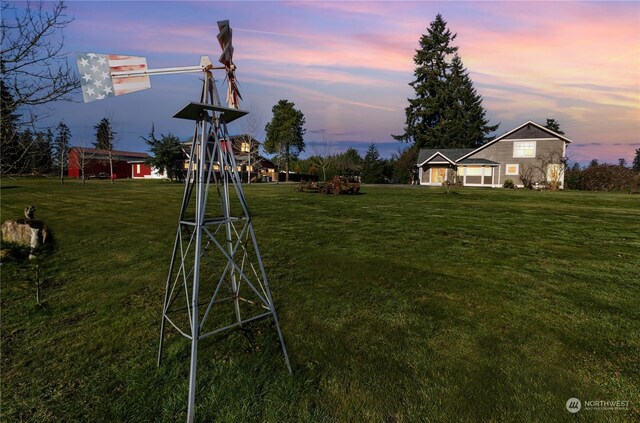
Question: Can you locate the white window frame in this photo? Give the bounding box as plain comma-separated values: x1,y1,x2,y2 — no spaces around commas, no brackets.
505,164,519,175
513,141,536,158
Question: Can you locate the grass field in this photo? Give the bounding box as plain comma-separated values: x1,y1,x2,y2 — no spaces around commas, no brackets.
1,178,639,422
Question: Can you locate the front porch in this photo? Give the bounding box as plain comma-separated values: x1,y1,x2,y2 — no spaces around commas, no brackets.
419,163,501,187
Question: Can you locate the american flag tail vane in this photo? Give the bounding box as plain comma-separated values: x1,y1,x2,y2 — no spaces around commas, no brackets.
76,21,241,109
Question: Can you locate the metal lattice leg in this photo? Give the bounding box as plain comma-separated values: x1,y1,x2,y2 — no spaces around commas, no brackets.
158,72,292,423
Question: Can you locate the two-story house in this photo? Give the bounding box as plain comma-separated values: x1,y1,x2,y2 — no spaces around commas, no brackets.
417,121,571,188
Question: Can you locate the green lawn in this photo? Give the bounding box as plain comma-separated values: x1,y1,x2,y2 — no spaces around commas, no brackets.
1,178,639,422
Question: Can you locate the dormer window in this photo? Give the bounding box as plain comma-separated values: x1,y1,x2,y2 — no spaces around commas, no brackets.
513,141,536,158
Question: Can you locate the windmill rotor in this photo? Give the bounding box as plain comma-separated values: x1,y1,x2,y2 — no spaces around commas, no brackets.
217,20,242,109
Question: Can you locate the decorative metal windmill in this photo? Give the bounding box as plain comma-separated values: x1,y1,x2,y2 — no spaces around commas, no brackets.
77,20,291,423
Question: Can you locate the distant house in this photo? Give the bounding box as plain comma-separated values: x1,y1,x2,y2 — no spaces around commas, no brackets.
183,134,277,182
417,121,571,188
68,147,150,179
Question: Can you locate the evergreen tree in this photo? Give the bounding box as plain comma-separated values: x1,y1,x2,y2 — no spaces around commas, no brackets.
631,149,640,172
394,14,497,149
1,75,23,174
544,118,565,135
31,130,53,174
444,55,498,148
15,129,33,174
264,100,306,182
361,143,385,184
54,122,71,183
143,126,186,181
94,118,115,150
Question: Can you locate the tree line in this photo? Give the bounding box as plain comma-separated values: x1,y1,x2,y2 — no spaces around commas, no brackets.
564,156,640,192
3,2,637,192
285,144,417,184
1,105,121,183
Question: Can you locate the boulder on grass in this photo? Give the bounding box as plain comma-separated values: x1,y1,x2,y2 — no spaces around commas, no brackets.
1,206,49,259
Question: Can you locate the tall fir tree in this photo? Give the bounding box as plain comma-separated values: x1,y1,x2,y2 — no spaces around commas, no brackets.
361,143,385,184
445,55,499,147
393,14,498,149
94,118,115,150
54,122,71,183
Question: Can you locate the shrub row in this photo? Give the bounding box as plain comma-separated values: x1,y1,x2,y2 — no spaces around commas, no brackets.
565,164,640,192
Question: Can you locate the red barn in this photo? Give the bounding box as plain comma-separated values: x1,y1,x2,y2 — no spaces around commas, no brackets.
68,147,150,179
130,160,167,179
130,161,152,178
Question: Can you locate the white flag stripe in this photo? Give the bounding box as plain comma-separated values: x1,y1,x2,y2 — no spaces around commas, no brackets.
115,85,152,96
113,75,150,85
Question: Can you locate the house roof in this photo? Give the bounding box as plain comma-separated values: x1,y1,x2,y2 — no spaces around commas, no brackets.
457,158,500,165
418,121,573,166
417,148,474,165
256,156,275,169
69,147,150,160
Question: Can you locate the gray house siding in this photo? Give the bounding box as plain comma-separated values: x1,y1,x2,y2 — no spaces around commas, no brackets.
504,124,552,140
421,165,429,183
471,138,565,185
417,121,570,188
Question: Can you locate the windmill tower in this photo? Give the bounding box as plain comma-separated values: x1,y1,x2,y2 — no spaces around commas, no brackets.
77,20,291,423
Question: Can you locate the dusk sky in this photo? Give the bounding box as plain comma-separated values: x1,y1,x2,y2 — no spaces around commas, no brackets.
19,1,640,163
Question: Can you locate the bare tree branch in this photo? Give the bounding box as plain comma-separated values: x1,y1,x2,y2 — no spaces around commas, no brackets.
1,1,79,175
1,1,79,108
234,104,263,183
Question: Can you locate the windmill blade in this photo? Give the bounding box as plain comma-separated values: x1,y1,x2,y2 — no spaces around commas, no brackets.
217,20,242,108
225,69,242,109
76,53,150,103
216,20,233,67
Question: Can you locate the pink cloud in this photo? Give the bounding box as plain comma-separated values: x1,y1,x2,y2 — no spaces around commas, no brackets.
63,1,639,158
